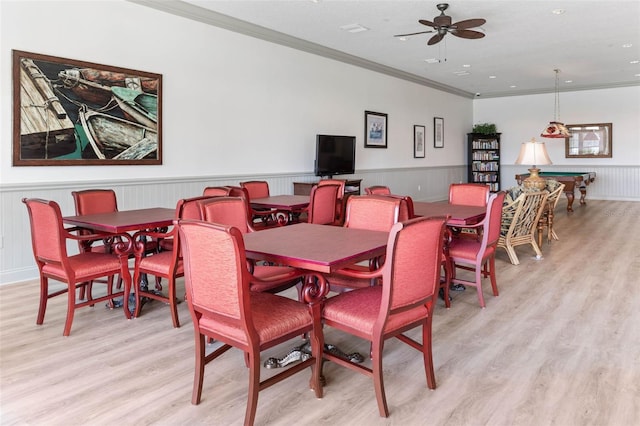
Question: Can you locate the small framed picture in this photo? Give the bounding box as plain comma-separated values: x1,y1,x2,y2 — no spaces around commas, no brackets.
434,117,444,148
364,111,388,148
413,125,425,158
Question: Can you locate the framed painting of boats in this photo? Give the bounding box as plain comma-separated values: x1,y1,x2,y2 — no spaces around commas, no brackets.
12,50,162,166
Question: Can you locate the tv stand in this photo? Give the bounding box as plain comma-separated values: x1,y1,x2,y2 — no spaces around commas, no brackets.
293,179,362,196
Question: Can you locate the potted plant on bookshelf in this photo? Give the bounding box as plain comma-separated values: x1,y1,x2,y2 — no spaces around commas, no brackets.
472,123,498,135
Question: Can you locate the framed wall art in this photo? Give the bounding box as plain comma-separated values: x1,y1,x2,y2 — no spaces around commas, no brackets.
12,50,162,166
364,110,388,148
434,117,444,148
565,123,612,158
414,125,425,158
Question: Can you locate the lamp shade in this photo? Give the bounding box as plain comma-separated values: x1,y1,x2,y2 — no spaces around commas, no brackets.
515,138,552,167
541,121,571,138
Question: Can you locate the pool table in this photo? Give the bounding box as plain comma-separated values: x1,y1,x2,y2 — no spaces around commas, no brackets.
515,171,596,212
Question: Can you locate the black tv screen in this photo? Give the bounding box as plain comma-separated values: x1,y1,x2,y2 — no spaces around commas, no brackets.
314,135,356,177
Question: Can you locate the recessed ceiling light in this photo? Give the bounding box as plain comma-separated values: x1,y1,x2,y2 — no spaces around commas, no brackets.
635,73,640,77
424,58,440,64
453,71,470,76
462,64,471,68
489,75,497,79
630,60,640,64
622,43,633,48
510,85,517,88
552,9,565,15
339,23,369,33
397,37,408,41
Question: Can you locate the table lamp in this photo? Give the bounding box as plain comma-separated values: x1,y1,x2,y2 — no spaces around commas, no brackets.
515,138,552,191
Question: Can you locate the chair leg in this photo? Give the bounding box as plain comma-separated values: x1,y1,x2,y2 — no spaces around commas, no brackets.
531,240,543,259
422,316,436,390
245,349,261,426
488,256,499,296
37,276,48,325
504,244,520,265
371,338,389,417
191,332,206,405
63,283,76,336
475,267,486,308
169,278,180,328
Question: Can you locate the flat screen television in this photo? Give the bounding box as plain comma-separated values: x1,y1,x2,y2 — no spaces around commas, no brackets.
314,134,356,177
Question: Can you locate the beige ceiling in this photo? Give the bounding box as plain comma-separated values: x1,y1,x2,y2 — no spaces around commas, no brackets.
136,0,640,98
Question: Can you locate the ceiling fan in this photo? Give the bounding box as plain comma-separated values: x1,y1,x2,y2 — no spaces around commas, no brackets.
394,3,486,46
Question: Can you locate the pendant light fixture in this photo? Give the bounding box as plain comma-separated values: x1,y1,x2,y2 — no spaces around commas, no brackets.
541,69,570,138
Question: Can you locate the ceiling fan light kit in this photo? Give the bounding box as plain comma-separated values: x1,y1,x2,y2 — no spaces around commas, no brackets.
394,3,486,46
541,69,571,138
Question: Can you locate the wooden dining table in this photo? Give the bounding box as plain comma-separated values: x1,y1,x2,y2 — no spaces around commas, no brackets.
413,201,486,226
243,222,388,368
250,195,310,225
63,207,175,318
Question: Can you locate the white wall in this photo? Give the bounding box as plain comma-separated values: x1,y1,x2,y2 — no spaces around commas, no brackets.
473,87,640,167
1,0,471,186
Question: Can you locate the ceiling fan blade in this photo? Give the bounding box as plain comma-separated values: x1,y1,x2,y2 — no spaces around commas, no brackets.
418,19,436,28
394,30,435,37
427,33,445,46
451,29,485,39
452,18,486,30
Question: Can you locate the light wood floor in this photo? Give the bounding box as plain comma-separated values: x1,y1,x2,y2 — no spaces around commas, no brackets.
1,199,639,425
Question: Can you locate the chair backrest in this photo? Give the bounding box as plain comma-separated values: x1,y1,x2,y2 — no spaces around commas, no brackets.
378,217,446,323
318,179,346,199
23,198,68,266
179,220,250,324
343,195,401,232
240,181,270,199
177,195,210,221
449,183,490,207
385,194,415,221
546,182,566,211
502,191,548,239
202,186,232,197
72,189,118,215
198,196,253,234
365,185,391,195
307,184,340,225
481,191,507,249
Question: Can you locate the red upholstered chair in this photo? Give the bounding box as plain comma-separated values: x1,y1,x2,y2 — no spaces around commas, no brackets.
240,180,270,199
305,183,340,225
448,183,490,207
202,186,232,197
177,220,323,425
365,185,391,195
448,191,506,308
318,179,347,224
231,185,276,228
23,198,127,336
198,196,304,295
130,196,209,327
325,195,401,292
322,216,446,417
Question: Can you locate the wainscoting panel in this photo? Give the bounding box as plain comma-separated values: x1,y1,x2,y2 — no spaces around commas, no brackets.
1,166,466,285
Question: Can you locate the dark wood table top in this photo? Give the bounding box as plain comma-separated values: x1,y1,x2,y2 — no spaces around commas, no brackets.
250,195,310,210
63,207,175,233
413,202,486,226
243,222,388,274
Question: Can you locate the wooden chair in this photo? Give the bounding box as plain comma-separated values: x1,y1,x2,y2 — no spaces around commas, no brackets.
130,196,209,327
177,220,323,425
23,198,127,336
448,192,506,308
322,216,446,417
324,195,401,292
202,186,231,197
537,181,566,246
498,190,549,265
240,180,270,199
318,179,347,225
198,196,304,295
305,183,340,225
365,185,391,195
230,185,276,228
448,183,490,207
